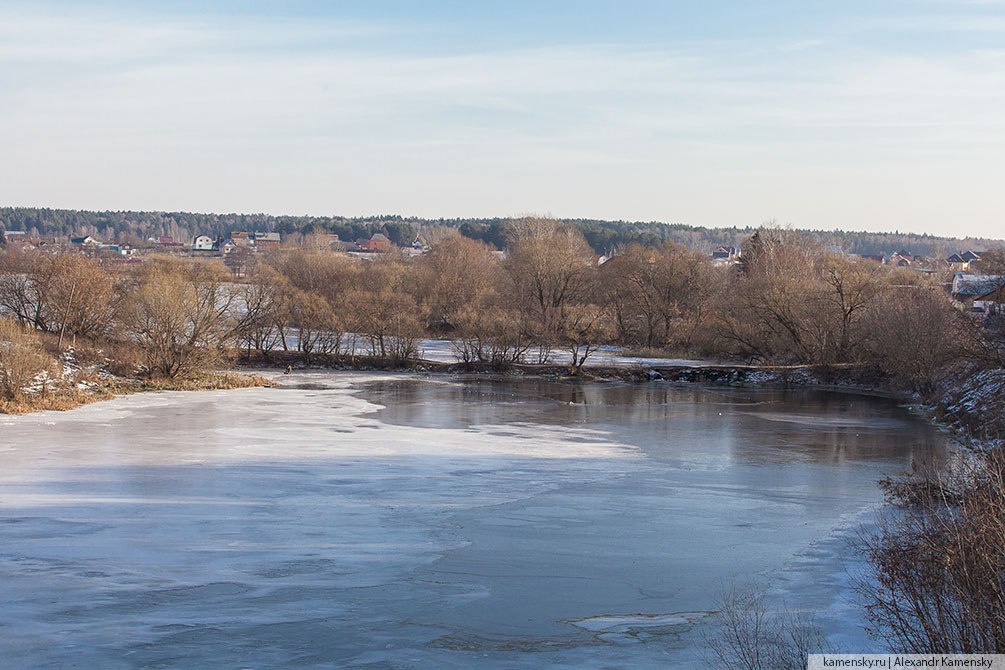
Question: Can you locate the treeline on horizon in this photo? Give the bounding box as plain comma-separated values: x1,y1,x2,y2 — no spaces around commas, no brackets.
2,206,1001,257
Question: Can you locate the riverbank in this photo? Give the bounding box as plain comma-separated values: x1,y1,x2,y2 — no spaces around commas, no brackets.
0,366,274,415
7,343,1002,454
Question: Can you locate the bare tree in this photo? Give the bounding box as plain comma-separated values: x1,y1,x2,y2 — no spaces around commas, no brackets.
451,303,529,368
717,229,843,363
346,258,425,362
601,243,719,350
223,246,257,278
0,248,59,330
858,286,965,391
419,234,502,332
282,287,346,363
817,254,883,361
234,265,286,358
119,258,236,379
0,250,115,339
559,302,612,371
504,217,595,345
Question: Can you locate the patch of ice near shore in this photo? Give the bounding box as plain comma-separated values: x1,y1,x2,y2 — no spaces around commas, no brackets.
0,372,639,472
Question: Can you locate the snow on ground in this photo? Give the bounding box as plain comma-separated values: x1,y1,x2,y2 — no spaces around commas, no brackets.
416,338,710,367
274,332,711,367
939,366,1005,449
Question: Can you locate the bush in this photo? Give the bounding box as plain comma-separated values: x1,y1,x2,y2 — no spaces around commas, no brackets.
858,452,1005,652
0,320,57,401
858,287,965,391
119,259,235,379
704,583,827,670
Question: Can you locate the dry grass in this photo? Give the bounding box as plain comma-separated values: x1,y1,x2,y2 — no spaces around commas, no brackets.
0,386,115,415
0,370,275,415
135,372,276,392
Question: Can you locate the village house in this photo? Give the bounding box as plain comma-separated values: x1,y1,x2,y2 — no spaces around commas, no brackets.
974,283,1005,316
947,250,982,272
314,233,341,249
951,273,1005,311
400,236,429,258
710,246,741,267
355,233,392,252
152,235,183,247
227,231,280,252
69,235,101,247
972,281,1005,317
253,232,281,252
191,234,215,251
97,244,134,257
230,231,252,247
1,230,36,246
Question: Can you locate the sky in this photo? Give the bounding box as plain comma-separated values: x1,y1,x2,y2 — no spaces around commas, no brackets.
2,1,1004,237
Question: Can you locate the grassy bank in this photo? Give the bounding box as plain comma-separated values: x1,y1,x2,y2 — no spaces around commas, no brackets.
0,370,275,416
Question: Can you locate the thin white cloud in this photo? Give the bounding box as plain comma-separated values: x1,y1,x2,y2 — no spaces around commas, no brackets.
2,4,1005,236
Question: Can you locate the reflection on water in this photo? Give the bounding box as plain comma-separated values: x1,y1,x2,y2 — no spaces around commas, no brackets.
359,376,948,468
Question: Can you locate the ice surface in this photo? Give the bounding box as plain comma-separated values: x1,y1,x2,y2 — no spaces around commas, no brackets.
0,373,951,668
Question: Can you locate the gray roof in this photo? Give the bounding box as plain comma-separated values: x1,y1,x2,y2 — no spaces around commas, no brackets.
952,273,1005,297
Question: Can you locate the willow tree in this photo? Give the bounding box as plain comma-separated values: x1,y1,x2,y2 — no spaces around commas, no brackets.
600,243,718,350
418,233,502,332
504,218,595,349
0,248,58,331
344,257,425,362
718,229,824,362
120,258,235,379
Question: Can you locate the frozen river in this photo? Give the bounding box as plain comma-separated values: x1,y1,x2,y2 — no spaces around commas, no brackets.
0,373,950,668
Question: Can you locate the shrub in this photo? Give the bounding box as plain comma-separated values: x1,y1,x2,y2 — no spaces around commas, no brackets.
0,320,57,401
704,583,827,670
858,452,1005,652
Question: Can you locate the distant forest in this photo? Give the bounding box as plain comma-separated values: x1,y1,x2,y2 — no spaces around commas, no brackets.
1,206,1001,256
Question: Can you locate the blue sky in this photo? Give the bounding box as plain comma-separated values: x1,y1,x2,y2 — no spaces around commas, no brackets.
2,1,1004,237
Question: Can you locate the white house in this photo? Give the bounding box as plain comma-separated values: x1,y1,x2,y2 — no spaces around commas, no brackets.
192,234,215,251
